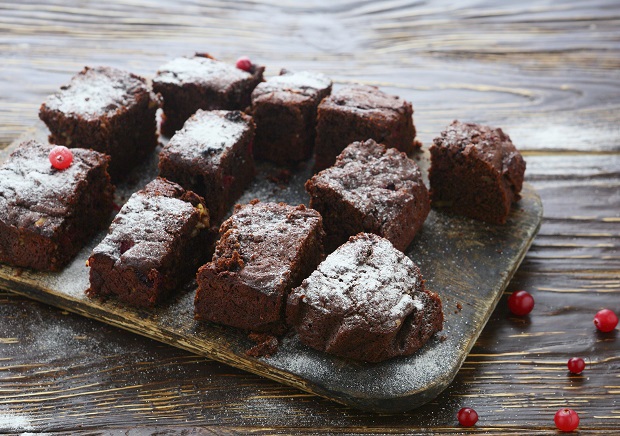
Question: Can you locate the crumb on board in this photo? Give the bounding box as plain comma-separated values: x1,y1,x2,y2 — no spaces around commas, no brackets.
246,332,279,357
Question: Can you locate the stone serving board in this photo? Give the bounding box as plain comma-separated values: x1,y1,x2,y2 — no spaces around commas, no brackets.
0,125,542,412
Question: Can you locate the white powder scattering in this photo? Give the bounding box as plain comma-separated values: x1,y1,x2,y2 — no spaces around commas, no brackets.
0,412,34,431
254,70,331,98
154,56,249,88
164,110,249,162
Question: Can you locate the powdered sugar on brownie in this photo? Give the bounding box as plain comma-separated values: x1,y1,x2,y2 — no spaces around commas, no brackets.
154,56,251,88
327,84,409,114
0,140,107,224
297,233,422,328
164,110,250,163
42,66,146,119
92,184,199,268
252,70,332,99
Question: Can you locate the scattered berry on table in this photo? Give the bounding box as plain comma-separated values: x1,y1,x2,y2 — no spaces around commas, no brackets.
554,408,579,432
567,357,586,374
48,145,73,170
507,290,534,316
236,56,253,72
457,407,478,427
593,308,618,333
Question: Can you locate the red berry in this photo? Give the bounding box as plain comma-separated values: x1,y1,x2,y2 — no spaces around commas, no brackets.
48,146,73,170
567,357,585,374
236,56,253,72
508,290,534,316
593,308,618,333
554,408,579,432
457,407,478,427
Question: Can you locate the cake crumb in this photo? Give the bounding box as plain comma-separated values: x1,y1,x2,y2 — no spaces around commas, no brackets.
246,333,279,357
267,169,292,188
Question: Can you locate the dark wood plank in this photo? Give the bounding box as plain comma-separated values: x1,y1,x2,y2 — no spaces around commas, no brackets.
0,0,618,432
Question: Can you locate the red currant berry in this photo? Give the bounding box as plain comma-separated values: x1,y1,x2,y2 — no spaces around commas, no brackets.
567,357,585,374
48,146,73,170
554,408,579,432
593,308,618,333
236,56,253,72
457,407,478,427
507,290,534,316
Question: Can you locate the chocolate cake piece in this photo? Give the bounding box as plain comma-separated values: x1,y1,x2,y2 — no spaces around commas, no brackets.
306,139,430,253
250,69,332,165
158,110,256,223
87,178,210,308
0,140,114,271
153,54,265,137
195,200,324,335
429,120,526,224
314,84,416,171
39,66,161,180
287,233,443,363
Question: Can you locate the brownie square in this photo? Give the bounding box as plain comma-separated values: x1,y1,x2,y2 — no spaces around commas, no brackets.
39,66,161,180
0,140,114,271
306,139,430,252
429,120,526,224
313,84,417,171
158,110,256,223
287,233,443,363
195,200,324,335
86,178,210,308
153,54,265,137
250,69,332,165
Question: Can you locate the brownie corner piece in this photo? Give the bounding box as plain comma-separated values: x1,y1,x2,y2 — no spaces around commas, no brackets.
158,109,256,223
250,69,332,165
153,54,265,137
314,84,416,171
429,120,526,224
39,66,161,180
306,139,429,252
0,140,114,271
286,233,443,363
195,201,324,335
86,177,210,308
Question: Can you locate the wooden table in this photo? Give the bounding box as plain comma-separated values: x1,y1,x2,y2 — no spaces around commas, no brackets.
0,0,618,433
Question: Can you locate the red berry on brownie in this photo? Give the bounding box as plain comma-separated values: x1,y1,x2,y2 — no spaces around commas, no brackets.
48,145,73,170
236,56,253,72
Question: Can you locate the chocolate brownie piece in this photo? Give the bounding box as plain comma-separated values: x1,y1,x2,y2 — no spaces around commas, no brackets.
159,110,256,223
314,85,416,171
39,66,161,180
429,120,526,224
306,139,430,252
153,54,265,137
287,233,443,363
0,140,114,271
250,70,332,165
86,178,210,308
195,200,324,335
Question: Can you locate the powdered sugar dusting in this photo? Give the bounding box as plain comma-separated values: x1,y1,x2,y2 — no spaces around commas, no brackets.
164,110,250,163
0,140,106,233
43,66,143,118
253,70,331,99
0,411,33,431
154,56,250,88
296,233,422,328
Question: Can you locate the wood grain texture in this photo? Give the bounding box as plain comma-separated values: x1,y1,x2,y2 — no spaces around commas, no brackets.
0,0,618,433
